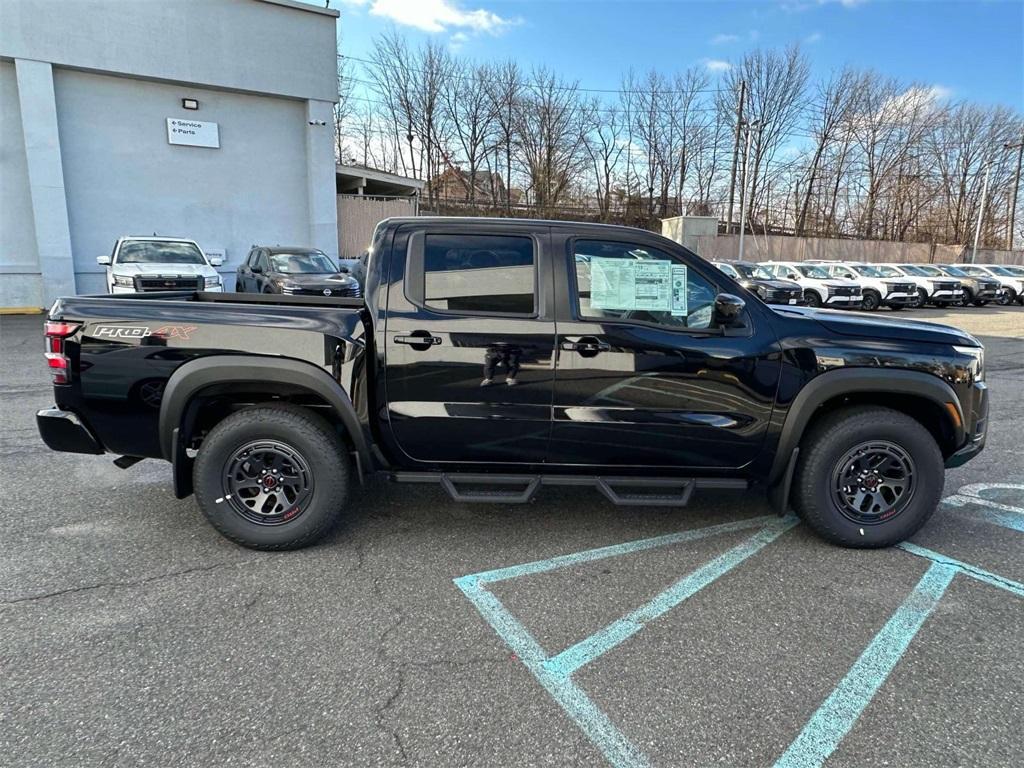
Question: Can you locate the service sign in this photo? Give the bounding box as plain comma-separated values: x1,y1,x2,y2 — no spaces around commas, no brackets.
166,118,220,148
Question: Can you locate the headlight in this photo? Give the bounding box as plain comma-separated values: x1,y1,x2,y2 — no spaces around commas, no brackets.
953,345,984,382
281,283,299,294
204,275,221,288
112,275,133,288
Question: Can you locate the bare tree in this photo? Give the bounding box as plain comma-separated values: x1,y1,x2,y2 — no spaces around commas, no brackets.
441,60,496,202
584,99,626,220
485,60,523,211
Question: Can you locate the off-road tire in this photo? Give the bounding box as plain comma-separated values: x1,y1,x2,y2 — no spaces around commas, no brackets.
804,290,822,308
861,290,881,311
194,405,349,550
916,288,929,307
792,406,943,548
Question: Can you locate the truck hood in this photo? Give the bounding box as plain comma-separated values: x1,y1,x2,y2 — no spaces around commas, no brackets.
779,305,979,346
752,278,802,290
111,262,215,277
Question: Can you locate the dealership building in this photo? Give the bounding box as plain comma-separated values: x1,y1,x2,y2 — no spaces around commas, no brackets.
0,0,340,308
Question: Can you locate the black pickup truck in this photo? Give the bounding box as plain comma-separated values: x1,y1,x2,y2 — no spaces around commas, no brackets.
37,218,988,550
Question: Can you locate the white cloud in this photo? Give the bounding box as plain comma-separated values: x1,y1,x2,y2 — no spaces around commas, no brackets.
804,31,823,43
704,59,732,73
367,0,515,34
449,31,469,51
781,0,867,12
711,33,740,44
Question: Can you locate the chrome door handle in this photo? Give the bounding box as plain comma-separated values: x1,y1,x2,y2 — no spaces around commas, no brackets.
561,337,611,354
394,334,442,346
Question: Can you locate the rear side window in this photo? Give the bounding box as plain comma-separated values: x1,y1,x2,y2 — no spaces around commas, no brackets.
423,234,535,315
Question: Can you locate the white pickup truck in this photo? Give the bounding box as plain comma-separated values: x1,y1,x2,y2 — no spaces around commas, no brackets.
97,236,224,294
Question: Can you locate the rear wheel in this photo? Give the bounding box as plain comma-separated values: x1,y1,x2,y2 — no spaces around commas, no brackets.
193,406,349,550
792,406,943,548
804,290,822,308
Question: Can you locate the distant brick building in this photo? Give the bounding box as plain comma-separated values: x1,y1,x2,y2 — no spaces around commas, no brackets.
428,167,518,204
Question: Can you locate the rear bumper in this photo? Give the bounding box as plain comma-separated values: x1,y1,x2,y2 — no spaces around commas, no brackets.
945,383,988,468
37,407,104,455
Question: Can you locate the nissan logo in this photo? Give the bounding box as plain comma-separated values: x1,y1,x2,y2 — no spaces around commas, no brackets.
323,288,332,296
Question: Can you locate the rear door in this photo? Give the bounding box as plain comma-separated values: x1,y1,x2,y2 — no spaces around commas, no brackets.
383,223,556,464
549,231,781,469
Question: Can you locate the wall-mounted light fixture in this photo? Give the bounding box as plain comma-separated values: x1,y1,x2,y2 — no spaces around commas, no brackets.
182,98,199,110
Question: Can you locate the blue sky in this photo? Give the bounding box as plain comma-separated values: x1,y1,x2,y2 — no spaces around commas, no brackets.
335,0,1023,110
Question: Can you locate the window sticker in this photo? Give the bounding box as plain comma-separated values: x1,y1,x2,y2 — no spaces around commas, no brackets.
590,257,674,311
671,265,688,316
590,257,636,310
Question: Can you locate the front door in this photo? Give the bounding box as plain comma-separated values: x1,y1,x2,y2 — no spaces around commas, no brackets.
549,233,781,469
383,223,556,465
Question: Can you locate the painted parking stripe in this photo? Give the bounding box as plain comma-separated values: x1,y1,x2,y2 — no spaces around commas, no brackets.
897,542,1024,598
464,515,775,586
455,575,652,768
943,482,1024,533
773,562,958,768
543,517,799,678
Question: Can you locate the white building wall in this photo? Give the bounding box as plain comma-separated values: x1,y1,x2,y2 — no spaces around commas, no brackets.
0,60,43,307
0,0,339,307
55,70,312,293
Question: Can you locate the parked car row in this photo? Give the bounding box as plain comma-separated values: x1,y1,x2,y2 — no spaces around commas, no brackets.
97,236,365,297
711,258,1023,310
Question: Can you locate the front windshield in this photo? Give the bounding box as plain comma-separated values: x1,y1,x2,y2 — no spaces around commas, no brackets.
958,265,989,276
900,265,926,276
797,264,830,279
852,264,885,277
940,265,968,277
998,265,1024,276
270,252,337,274
117,241,205,265
872,265,902,277
987,266,1016,276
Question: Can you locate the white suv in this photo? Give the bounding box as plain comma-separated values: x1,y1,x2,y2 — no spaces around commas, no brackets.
878,264,962,307
97,237,223,294
759,261,862,309
808,261,915,311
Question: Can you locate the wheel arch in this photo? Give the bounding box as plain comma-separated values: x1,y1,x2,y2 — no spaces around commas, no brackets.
159,355,373,497
768,368,965,489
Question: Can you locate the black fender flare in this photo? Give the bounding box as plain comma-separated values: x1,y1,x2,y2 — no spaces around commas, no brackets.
159,354,373,477
767,367,964,487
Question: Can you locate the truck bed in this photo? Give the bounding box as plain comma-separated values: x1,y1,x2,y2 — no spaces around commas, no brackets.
72,290,365,309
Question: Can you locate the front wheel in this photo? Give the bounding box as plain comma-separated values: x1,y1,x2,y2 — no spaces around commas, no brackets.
916,288,929,307
193,406,349,550
804,290,822,308
861,290,881,311
997,288,1016,306
792,406,943,548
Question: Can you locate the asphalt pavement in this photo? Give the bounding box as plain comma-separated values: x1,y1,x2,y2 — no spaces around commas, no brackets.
1,306,1022,768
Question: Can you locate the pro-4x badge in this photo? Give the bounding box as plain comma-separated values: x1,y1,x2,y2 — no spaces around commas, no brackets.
93,325,197,341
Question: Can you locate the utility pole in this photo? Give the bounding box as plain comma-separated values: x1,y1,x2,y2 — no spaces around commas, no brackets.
726,79,746,234
1005,135,1024,250
738,120,758,262
970,162,990,264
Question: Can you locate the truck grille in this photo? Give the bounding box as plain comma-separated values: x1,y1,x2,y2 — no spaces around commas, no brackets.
284,285,362,298
764,288,802,303
134,276,202,292
828,286,859,297
887,282,914,294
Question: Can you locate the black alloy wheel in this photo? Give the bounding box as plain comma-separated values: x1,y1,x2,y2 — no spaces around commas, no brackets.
222,440,314,526
861,291,881,311
830,440,916,525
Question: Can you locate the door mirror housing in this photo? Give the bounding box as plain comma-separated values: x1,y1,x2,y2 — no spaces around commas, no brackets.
250,265,263,274
713,292,747,334
97,255,112,266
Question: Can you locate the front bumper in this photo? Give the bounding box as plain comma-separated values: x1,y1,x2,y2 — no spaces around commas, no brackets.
883,293,914,306
825,295,861,308
37,408,104,455
945,382,988,468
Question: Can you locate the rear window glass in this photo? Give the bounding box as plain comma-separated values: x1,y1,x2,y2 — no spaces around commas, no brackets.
423,234,535,315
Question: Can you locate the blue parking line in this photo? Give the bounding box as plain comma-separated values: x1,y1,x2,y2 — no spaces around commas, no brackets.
897,542,1024,598
543,517,799,678
454,574,653,768
465,515,775,586
773,562,957,768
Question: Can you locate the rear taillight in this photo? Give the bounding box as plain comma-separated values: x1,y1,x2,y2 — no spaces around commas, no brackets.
44,321,79,385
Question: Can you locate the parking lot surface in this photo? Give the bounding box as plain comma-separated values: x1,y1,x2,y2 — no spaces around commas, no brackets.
2,306,1022,768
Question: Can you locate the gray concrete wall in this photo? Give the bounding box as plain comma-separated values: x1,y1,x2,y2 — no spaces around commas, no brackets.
0,0,338,102
0,60,42,307
55,69,313,293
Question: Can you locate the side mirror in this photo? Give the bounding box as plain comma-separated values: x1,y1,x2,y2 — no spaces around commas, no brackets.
97,255,111,266
787,272,799,280
209,257,224,267
713,292,747,332
250,265,263,274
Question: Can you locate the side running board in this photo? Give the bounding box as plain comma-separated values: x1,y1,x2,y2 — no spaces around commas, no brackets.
390,472,746,507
